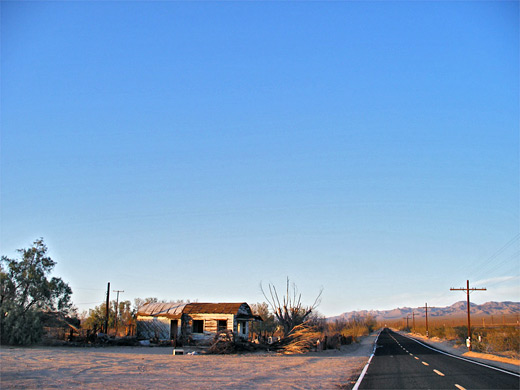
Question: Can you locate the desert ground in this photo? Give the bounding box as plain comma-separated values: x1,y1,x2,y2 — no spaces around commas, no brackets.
0,334,376,389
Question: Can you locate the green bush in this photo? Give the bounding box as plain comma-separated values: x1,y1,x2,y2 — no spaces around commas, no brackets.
1,306,43,345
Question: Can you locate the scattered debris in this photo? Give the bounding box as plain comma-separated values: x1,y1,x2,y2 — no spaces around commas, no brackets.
206,330,259,354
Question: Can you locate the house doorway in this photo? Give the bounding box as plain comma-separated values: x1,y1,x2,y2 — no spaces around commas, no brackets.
170,320,178,340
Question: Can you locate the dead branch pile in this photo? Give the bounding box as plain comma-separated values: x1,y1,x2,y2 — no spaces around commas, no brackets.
272,323,321,354
206,330,259,354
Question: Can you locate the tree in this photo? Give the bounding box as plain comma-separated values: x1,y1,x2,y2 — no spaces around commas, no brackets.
116,300,134,332
250,302,277,337
0,238,73,345
83,299,135,335
82,303,110,333
261,277,322,337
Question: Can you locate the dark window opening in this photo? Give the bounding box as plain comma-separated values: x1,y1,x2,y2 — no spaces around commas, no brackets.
192,320,204,333
218,320,227,331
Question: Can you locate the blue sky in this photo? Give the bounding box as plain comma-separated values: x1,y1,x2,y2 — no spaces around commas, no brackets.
1,1,518,316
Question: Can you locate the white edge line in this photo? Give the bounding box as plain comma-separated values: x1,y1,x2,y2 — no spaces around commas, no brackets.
352,329,382,390
352,362,370,390
398,332,520,378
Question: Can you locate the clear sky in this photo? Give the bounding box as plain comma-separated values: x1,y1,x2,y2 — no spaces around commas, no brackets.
1,1,518,317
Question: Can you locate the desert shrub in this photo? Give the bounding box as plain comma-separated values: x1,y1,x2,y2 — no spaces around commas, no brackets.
341,324,370,340
440,326,460,341
430,326,445,339
413,325,426,335
453,326,468,341
325,315,376,345
427,325,459,340
482,328,520,357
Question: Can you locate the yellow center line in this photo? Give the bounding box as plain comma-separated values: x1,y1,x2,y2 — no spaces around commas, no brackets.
455,384,466,390
422,361,429,366
434,369,445,376
414,357,419,360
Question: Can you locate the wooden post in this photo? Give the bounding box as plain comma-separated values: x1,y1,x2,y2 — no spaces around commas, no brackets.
450,280,486,351
104,282,110,334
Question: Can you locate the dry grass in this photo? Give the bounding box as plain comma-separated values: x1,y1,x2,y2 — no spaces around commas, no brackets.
400,321,520,359
340,325,370,340
279,324,322,354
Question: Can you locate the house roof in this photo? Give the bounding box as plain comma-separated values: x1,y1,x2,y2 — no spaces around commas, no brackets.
136,302,187,319
182,302,247,315
136,302,255,318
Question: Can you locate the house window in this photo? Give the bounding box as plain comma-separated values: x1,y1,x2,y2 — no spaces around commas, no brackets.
218,320,227,331
239,321,247,334
192,320,204,333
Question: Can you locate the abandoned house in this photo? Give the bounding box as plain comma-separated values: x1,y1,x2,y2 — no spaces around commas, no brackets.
136,302,262,343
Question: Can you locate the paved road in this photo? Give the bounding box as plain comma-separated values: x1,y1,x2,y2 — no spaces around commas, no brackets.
358,328,520,389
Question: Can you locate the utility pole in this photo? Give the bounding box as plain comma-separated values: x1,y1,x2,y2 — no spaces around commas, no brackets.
412,311,416,334
113,289,124,337
404,315,411,330
450,280,486,351
104,282,110,334
422,303,429,338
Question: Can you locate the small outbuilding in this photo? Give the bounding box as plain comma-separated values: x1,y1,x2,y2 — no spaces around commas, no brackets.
136,302,261,344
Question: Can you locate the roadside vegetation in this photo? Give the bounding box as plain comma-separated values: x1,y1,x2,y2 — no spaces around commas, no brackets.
395,319,520,359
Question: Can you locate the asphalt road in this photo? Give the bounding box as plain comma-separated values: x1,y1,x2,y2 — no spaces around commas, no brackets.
357,328,520,389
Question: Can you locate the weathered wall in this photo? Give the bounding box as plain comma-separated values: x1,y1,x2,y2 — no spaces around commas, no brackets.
137,307,254,342
186,313,234,342
136,316,171,340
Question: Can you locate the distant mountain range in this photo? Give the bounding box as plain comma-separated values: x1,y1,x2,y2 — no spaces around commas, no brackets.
329,301,520,322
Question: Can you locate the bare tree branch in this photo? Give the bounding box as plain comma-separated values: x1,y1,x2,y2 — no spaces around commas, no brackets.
260,277,323,337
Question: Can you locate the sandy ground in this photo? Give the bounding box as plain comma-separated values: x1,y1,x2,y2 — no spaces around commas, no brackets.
397,331,520,373
0,334,377,390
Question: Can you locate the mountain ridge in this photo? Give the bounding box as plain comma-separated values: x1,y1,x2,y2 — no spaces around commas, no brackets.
329,301,520,321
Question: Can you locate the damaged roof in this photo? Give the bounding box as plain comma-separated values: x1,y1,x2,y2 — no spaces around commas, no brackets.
182,302,247,315
137,302,255,318
136,302,187,319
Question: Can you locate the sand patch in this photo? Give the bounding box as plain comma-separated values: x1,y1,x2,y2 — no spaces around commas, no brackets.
462,351,520,366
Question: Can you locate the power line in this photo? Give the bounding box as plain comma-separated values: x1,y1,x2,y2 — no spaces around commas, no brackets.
470,234,520,281
473,250,520,282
